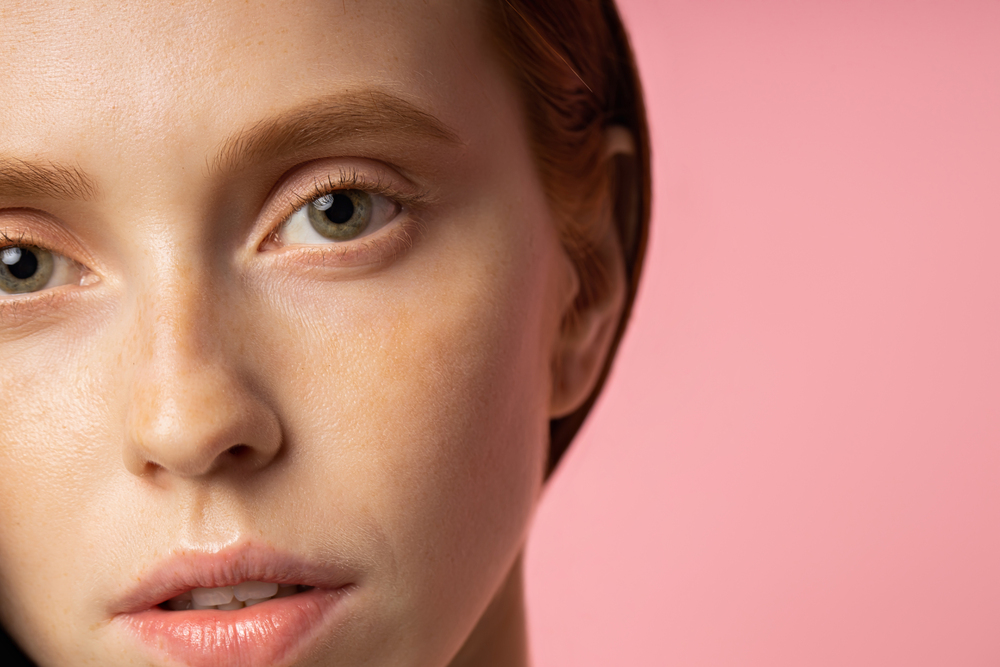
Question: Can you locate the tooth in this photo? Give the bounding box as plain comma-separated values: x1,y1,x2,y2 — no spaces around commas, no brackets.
191,602,218,610
244,598,269,607
234,581,279,602
191,586,235,606
173,591,193,602
216,600,245,610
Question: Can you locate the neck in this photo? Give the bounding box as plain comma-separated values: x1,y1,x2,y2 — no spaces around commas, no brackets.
448,555,530,667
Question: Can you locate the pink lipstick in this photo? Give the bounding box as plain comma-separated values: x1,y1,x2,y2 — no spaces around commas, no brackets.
112,543,357,667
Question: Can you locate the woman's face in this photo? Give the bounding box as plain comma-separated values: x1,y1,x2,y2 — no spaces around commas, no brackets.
0,1,581,665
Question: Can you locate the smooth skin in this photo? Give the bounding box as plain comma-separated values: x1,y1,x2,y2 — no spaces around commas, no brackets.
0,1,626,665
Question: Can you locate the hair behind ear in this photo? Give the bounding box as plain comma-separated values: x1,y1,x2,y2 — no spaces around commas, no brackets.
489,0,651,475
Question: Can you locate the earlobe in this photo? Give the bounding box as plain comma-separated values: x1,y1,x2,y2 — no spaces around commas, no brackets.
549,242,625,419
549,126,636,419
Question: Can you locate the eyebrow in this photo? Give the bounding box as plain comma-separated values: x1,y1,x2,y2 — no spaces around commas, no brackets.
210,90,462,175
0,159,97,200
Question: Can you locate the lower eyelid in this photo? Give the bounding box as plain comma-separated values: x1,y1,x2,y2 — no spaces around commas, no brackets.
266,218,420,271
0,279,76,324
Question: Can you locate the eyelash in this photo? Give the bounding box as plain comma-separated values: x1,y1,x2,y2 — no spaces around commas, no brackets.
0,166,424,315
1,228,38,248
286,167,426,211
0,226,89,320
0,228,72,281
265,166,427,267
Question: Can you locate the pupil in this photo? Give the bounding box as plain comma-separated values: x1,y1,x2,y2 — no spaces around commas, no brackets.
324,194,355,225
6,248,38,280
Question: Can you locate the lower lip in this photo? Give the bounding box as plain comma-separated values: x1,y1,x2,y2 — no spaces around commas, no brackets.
116,587,350,667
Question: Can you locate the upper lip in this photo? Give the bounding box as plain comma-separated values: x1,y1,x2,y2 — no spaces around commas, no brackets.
112,541,358,615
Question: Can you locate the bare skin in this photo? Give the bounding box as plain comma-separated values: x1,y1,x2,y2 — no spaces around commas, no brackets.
0,1,625,665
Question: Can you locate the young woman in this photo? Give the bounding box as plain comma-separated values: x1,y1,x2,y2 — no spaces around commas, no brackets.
0,0,649,664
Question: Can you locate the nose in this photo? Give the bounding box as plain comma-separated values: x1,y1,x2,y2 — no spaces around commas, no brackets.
122,279,282,480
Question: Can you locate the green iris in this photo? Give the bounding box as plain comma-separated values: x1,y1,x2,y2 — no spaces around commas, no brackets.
0,245,55,294
307,190,372,241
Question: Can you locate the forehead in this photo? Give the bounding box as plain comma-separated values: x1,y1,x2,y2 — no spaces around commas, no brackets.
0,0,495,165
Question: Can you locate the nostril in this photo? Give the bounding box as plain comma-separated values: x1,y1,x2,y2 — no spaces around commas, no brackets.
141,461,163,477
227,444,250,457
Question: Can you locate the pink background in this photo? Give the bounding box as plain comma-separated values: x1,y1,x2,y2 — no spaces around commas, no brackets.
524,1,1000,665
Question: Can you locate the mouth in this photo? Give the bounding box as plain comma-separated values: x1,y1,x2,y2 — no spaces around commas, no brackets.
112,543,357,667
160,582,314,610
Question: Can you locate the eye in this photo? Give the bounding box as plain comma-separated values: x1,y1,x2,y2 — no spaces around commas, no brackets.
278,189,401,246
0,244,85,295
307,191,371,241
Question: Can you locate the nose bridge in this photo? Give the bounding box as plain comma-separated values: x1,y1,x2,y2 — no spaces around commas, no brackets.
123,260,281,480
141,259,223,368
127,242,231,391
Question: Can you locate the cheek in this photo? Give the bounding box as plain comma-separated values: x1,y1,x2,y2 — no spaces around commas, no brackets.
0,336,110,518
0,330,118,645
267,257,552,518
253,204,560,624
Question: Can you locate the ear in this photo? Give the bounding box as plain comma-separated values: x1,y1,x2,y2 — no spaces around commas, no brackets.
549,126,636,419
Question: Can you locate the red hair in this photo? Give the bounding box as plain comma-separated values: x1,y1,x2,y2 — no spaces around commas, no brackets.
487,0,652,472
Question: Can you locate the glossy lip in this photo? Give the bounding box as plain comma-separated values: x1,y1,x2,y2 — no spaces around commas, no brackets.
111,542,359,667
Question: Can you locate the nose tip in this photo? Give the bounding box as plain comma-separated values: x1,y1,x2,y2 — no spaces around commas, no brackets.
123,362,282,479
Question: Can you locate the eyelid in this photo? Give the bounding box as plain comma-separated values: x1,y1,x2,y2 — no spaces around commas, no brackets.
254,159,431,247
0,240,91,297
254,160,431,272
0,212,99,292
1,227,47,252
0,209,100,270
285,166,429,214
0,222,101,333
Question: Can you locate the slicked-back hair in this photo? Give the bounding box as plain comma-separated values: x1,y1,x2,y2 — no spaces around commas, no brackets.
487,0,652,474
